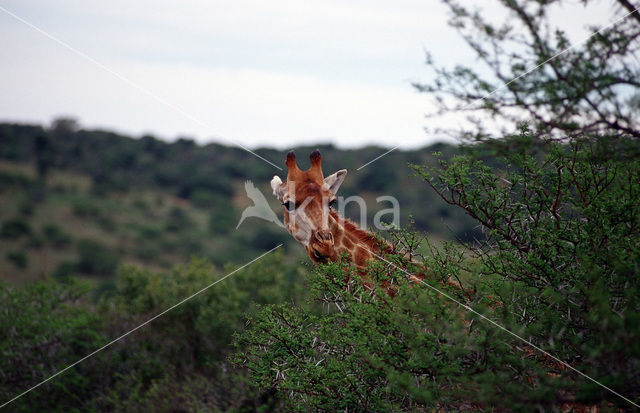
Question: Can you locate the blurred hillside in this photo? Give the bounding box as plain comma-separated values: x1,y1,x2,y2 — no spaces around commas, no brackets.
0,118,477,285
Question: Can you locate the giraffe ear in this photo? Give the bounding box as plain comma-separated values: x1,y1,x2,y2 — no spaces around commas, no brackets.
324,169,347,194
270,175,283,196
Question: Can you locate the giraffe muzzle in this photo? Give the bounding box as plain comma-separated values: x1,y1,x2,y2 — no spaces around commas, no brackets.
313,229,334,246
311,229,335,259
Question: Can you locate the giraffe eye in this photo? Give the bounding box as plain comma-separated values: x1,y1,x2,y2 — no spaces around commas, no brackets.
329,199,338,209
282,201,295,211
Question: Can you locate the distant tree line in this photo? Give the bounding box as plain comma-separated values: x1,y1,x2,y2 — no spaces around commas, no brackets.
0,119,481,241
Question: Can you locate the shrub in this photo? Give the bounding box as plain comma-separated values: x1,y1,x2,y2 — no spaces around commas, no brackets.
6,250,28,269
18,200,35,217
131,197,149,211
208,204,237,235
164,206,193,232
2,253,306,411
0,218,32,239
412,135,640,408
0,280,105,413
88,253,307,411
76,239,119,276
71,198,102,218
52,260,77,281
189,189,217,208
0,170,33,190
233,253,546,411
42,224,72,248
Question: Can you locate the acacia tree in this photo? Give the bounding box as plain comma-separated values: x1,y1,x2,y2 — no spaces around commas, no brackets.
415,0,640,141
411,0,640,408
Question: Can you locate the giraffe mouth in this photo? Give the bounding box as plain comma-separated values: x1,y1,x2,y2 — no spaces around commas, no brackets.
310,230,334,261
311,246,334,263
311,244,334,262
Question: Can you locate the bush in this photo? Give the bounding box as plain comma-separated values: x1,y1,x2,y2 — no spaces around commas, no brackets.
71,198,102,218
412,135,640,408
164,206,193,233
52,260,77,281
0,170,33,190
6,250,28,269
96,216,116,232
0,280,105,413
0,218,32,239
89,253,307,411
42,224,72,248
234,252,547,411
18,200,35,217
76,239,119,276
189,189,217,208
208,204,238,235
235,136,640,410
1,253,307,412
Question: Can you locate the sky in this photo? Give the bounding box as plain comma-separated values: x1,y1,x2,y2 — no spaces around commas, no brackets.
0,0,617,150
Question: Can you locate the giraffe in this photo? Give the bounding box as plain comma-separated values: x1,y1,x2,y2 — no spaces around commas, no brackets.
270,149,428,291
270,150,382,266
269,149,476,299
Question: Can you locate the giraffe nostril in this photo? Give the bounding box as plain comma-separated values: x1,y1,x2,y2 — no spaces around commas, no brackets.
315,230,333,244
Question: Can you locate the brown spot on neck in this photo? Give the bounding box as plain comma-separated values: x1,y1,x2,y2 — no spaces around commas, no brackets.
353,246,371,267
328,210,383,266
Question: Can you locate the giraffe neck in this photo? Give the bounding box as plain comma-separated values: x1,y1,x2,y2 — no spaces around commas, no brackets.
328,210,382,267
323,212,467,298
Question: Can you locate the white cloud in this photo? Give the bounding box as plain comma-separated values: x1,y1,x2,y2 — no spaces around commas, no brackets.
0,44,438,148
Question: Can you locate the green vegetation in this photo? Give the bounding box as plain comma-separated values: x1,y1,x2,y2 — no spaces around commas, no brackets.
0,253,307,412
0,218,32,239
237,137,640,409
236,0,640,408
0,123,471,283
234,136,640,411
1,0,639,410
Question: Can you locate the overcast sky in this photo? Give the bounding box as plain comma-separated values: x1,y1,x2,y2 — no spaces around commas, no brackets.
0,0,616,149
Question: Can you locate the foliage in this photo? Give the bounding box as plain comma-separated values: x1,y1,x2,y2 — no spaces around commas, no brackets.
76,239,119,276
164,206,194,233
0,279,105,413
0,218,32,239
411,135,640,407
208,203,238,235
0,170,33,190
42,224,73,248
6,250,29,269
415,0,640,142
0,121,477,282
234,247,571,411
1,253,309,412
405,0,640,407
70,197,103,218
87,254,305,411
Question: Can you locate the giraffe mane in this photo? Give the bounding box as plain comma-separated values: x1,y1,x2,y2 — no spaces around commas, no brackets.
329,210,384,252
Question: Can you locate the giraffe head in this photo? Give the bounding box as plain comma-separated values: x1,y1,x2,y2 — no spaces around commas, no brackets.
270,149,347,261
